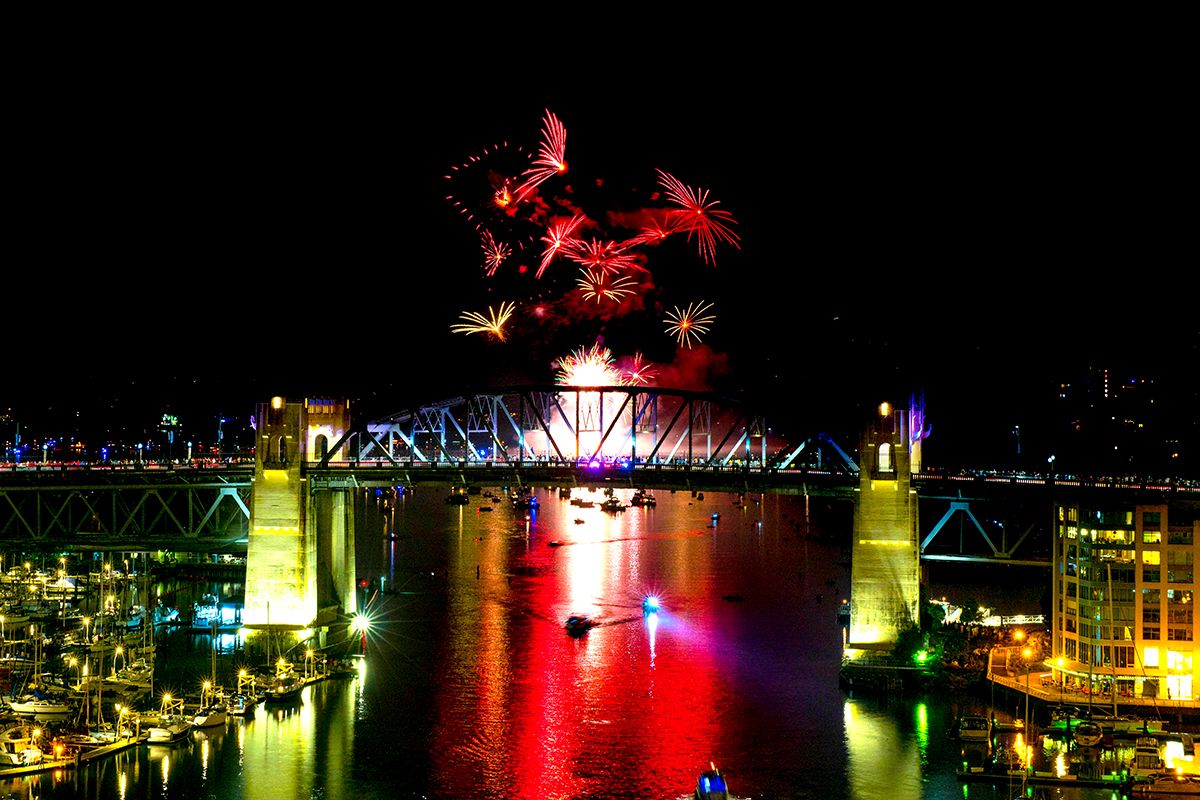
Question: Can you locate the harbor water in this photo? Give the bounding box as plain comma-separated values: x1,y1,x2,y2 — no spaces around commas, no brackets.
1,485,1122,799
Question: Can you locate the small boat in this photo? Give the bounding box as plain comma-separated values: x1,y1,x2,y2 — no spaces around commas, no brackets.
227,693,258,716
478,506,494,512
145,697,192,744
630,490,656,507
565,615,596,636
573,518,585,524
600,498,624,513
0,724,43,766
548,541,564,547
695,764,729,800
193,702,228,728
955,714,991,742
1074,720,1104,747
8,696,71,715
264,666,304,704
511,493,538,509
446,491,470,505
1132,773,1200,797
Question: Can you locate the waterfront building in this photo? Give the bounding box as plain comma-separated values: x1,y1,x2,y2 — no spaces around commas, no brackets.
1053,499,1200,700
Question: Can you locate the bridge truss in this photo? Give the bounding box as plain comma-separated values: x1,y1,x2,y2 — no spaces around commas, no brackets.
322,386,772,470
0,470,251,548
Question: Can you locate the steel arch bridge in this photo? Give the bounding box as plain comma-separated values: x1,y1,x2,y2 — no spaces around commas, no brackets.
321,385,836,471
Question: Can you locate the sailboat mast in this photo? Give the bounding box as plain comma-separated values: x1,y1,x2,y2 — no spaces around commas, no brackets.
1107,562,1118,718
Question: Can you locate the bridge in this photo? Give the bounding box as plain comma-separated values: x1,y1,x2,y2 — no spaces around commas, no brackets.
1,386,1196,560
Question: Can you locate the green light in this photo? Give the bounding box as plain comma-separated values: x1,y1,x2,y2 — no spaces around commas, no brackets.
915,650,928,664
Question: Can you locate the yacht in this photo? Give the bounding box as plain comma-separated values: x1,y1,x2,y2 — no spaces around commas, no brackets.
8,696,71,715
193,702,228,728
1131,773,1200,797
1074,720,1104,747
0,723,43,766
600,497,624,513
146,696,192,744
955,714,991,742
264,666,304,704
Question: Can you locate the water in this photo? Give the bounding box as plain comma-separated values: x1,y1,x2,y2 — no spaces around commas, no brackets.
1,487,1121,799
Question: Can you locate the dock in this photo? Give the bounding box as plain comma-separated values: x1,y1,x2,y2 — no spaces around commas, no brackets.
957,767,1131,790
0,732,148,778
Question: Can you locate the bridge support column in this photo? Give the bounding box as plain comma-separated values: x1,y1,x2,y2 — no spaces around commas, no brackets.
848,402,920,654
244,396,355,636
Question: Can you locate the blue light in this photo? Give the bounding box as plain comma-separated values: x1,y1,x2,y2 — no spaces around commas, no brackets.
643,595,660,612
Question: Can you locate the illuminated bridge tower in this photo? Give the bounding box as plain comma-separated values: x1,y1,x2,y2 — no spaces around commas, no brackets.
847,401,921,653
243,397,356,637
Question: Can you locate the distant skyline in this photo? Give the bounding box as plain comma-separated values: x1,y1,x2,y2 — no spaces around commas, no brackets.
6,71,1196,475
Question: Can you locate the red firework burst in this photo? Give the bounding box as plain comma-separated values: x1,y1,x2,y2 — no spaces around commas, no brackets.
516,110,568,201
621,352,659,386
568,239,643,273
481,231,511,276
537,213,586,279
655,169,741,266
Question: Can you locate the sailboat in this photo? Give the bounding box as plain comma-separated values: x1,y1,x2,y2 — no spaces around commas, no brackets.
193,620,228,728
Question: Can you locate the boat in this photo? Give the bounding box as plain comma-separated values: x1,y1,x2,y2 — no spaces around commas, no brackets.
955,714,991,741
446,492,469,505
1133,736,1166,777
630,490,656,507
695,764,729,800
990,741,1024,773
145,696,192,744
228,693,258,716
1132,773,1200,797
600,498,624,513
264,664,304,704
511,492,538,509
0,723,43,766
1074,720,1104,747
573,518,585,524
564,615,596,636
191,593,221,627
7,696,71,715
193,702,228,728
548,541,564,547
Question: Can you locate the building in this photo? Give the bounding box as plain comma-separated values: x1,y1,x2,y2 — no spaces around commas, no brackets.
1053,498,1200,700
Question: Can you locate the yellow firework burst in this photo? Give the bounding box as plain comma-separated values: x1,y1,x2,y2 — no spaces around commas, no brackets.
451,301,516,340
664,301,715,348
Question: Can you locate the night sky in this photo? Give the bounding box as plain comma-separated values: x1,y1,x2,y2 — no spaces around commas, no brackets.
6,67,1197,474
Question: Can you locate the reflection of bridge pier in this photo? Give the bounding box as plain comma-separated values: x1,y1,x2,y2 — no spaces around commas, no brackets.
243,397,356,653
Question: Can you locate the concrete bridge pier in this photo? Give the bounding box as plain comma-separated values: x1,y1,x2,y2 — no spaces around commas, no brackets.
243,397,357,657
847,401,921,655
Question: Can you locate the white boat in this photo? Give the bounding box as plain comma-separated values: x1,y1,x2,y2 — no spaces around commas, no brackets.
1074,720,1104,747
955,714,991,741
1133,736,1165,778
192,703,228,728
145,696,191,744
8,696,70,715
0,723,44,766
1132,773,1200,797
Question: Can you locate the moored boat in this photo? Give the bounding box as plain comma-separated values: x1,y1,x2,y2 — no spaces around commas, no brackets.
192,702,228,728
1074,720,1104,747
1132,773,1200,797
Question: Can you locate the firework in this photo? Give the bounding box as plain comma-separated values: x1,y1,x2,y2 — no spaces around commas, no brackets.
655,169,741,266
621,352,659,386
481,231,511,276
537,213,587,278
516,110,568,201
623,213,686,248
443,141,529,232
451,301,517,340
664,300,716,348
555,342,627,386
577,269,638,303
568,238,643,273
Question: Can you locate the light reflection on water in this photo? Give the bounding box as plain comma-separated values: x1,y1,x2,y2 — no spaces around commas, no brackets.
3,486,1115,799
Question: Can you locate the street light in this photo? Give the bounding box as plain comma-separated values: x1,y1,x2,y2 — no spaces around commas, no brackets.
69,657,79,689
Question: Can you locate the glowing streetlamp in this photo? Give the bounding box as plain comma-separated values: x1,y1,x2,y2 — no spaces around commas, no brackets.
83,616,92,644
114,645,124,674
305,649,315,680
69,656,79,689
352,614,370,654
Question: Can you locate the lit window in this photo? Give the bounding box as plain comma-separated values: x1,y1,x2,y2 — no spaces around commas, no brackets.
1144,552,1161,565
878,443,892,472
1145,647,1159,668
